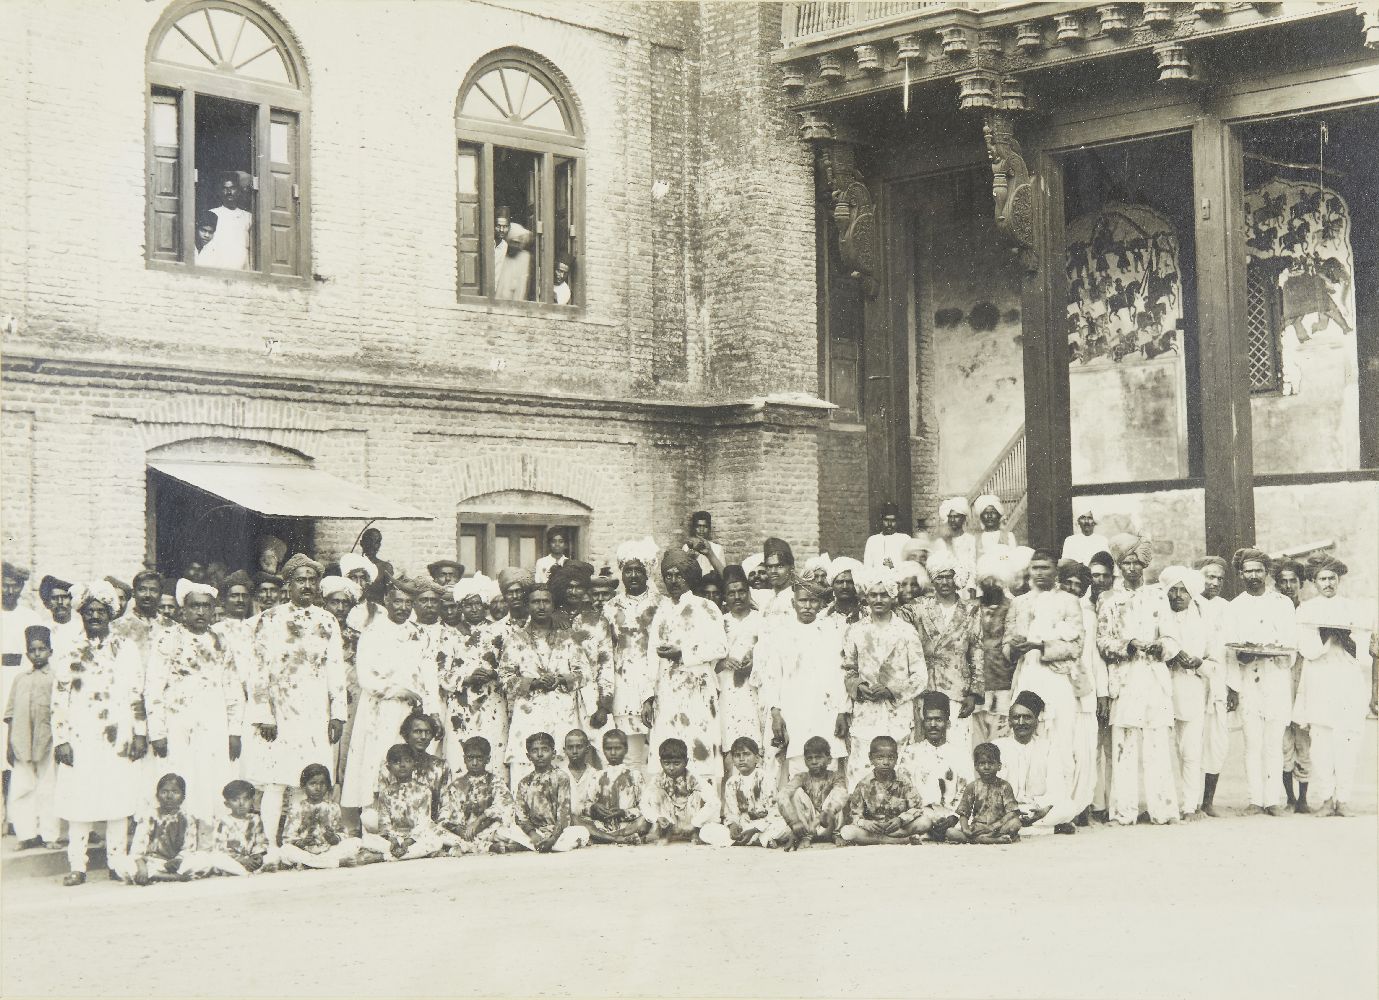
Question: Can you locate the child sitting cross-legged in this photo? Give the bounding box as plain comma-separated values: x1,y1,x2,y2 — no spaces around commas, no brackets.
180,779,269,877
946,742,1023,844
645,738,731,847
509,731,590,853
840,736,930,845
582,728,650,845
279,764,372,870
361,743,450,862
722,737,790,847
775,735,849,850
438,736,523,855
121,772,202,884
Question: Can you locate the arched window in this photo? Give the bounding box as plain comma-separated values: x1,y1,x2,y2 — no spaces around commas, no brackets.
456,50,584,306
146,1,309,277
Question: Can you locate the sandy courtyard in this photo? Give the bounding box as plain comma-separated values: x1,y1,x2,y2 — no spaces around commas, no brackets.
3,724,1376,999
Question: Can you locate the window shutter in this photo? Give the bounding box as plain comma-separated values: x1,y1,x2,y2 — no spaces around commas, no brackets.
457,145,482,295
267,110,300,275
149,92,181,262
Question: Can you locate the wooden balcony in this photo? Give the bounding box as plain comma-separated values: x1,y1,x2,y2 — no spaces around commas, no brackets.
781,1,1036,47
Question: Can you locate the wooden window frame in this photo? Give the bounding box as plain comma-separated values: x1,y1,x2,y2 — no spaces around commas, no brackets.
145,0,310,284
455,513,590,577
455,52,585,311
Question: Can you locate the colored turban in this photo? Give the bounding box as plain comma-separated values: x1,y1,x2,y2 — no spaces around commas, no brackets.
281,553,324,580
1305,552,1348,580
338,554,378,582
1157,565,1205,600
175,579,219,606
221,570,253,592
974,494,1003,518
827,556,864,586
412,577,448,599
1110,533,1153,566
615,537,659,571
938,497,970,520
549,560,595,607
388,575,423,597
1232,547,1271,574
660,548,702,587
854,564,899,598
427,559,464,580
792,576,830,600
1012,689,1046,717
2,561,30,583
38,575,73,604
497,567,534,592
320,576,361,602
23,624,50,647
762,537,795,567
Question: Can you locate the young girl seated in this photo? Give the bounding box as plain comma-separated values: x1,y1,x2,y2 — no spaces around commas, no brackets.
279,764,370,869
123,773,201,885
947,742,1023,844
722,737,790,847
439,736,522,855
362,744,448,861
181,779,268,877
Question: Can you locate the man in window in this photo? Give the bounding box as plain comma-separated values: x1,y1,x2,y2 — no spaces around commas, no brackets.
495,222,533,301
197,171,252,270
495,206,510,256
553,257,573,306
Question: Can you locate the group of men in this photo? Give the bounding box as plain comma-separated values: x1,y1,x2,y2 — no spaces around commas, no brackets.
1,499,1374,880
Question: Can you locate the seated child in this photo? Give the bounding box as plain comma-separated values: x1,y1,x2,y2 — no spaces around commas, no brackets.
439,736,523,855
509,731,590,853
123,772,201,884
946,742,1022,845
362,744,449,861
582,729,650,845
394,709,450,820
722,737,790,847
901,691,972,841
563,728,601,820
181,779,268,877
5,625,57,849
840,736,930,845
775,735,849,850
279,764,369,869
645,738,731,847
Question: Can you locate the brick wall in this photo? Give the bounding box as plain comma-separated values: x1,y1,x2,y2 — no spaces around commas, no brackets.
818,428,868,559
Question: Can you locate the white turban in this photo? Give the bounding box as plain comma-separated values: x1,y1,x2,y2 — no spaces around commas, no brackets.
615,537,659,570
453,577,487,603
339,553,378,582
926,548,958,577
476,572,501,603
901,535,932,562
894,560,931,591
75,580,121,612
803,552,832,578
1158,565,1205,600
1075,505,1097,523
854,564,899,598
938,497,970,520
976,551,1013,588
320,576,361,602
1009,546,1035,573
974,494,1003,519
827,556,864,586
741,553,764,575
175,579,219,606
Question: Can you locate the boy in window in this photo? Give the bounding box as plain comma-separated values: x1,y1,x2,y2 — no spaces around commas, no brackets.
553,257,573,305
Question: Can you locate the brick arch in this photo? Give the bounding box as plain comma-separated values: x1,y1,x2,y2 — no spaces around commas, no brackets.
450,454,608,514
135,396,330,457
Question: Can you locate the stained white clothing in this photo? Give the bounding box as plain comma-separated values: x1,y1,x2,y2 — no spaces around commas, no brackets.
863,532,912,569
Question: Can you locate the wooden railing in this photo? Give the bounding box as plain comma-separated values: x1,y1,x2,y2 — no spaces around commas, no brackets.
781,2,1033,46
968,423,1027,509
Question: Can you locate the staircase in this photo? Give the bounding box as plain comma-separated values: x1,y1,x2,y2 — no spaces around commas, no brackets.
967,423,1027,540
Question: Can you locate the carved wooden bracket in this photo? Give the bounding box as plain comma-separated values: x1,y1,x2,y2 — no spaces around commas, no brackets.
981,109,1037,274
800,112,878,297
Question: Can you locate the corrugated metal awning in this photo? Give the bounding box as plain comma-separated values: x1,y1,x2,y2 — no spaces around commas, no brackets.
148,460,433,520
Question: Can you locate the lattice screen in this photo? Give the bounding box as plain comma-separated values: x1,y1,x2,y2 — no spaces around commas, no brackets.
1245,265,1281,394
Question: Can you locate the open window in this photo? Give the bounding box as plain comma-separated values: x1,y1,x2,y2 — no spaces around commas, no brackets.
456,50,584,307
456,490,591,575
146,1,308,277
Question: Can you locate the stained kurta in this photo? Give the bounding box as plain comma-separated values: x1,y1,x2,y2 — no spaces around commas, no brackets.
1097,586,1174,730
720,609,765,749
211,812,269,863
129,807,199,863
644,771,718,832
500,626,589,766
603,590,661,736
648,593,728,769
513,767,574,840
282,796,347,854
955,777,1019,832
52,634,145,821
567,609,614,741
244,604,348,787
372,771,444,844
755,617,849,762
1159,601,1214,723
842,616,926,762
344,617,433,808
723,765,783,830
585,762,646,838
913,597,982,703
144,625,244,820
440,770,516,852
902,738,973,812
846,773,923,825
438,623,507,769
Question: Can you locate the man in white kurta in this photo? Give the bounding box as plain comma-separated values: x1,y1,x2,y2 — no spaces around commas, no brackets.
1005,551,1084,770
997,690,1081,835
902,690,973,829
1222,548,1297,814
1156,566,1216,819
1293,554,1373,816
1057,560,1107,823
1193,556,1236,817
932,498,977,595
862,503,911,569
244,555,348,852
603,542,662,768
1061,507,1111,567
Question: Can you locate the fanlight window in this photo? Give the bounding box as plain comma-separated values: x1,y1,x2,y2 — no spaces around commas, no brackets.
460,65,573,135
152,5,297,86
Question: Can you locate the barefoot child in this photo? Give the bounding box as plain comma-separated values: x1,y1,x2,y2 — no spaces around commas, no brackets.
279,764,369,869
5,626,57,849
124,773,201,884
563,729,601,820
188,779,268,876
582,729,650,845
722,737,790,847
363,744,449,861
439,736,522,855
510,732,589,853
947,742,1022,844
645,738,731,846
839,736,930,845
775,735,849,850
